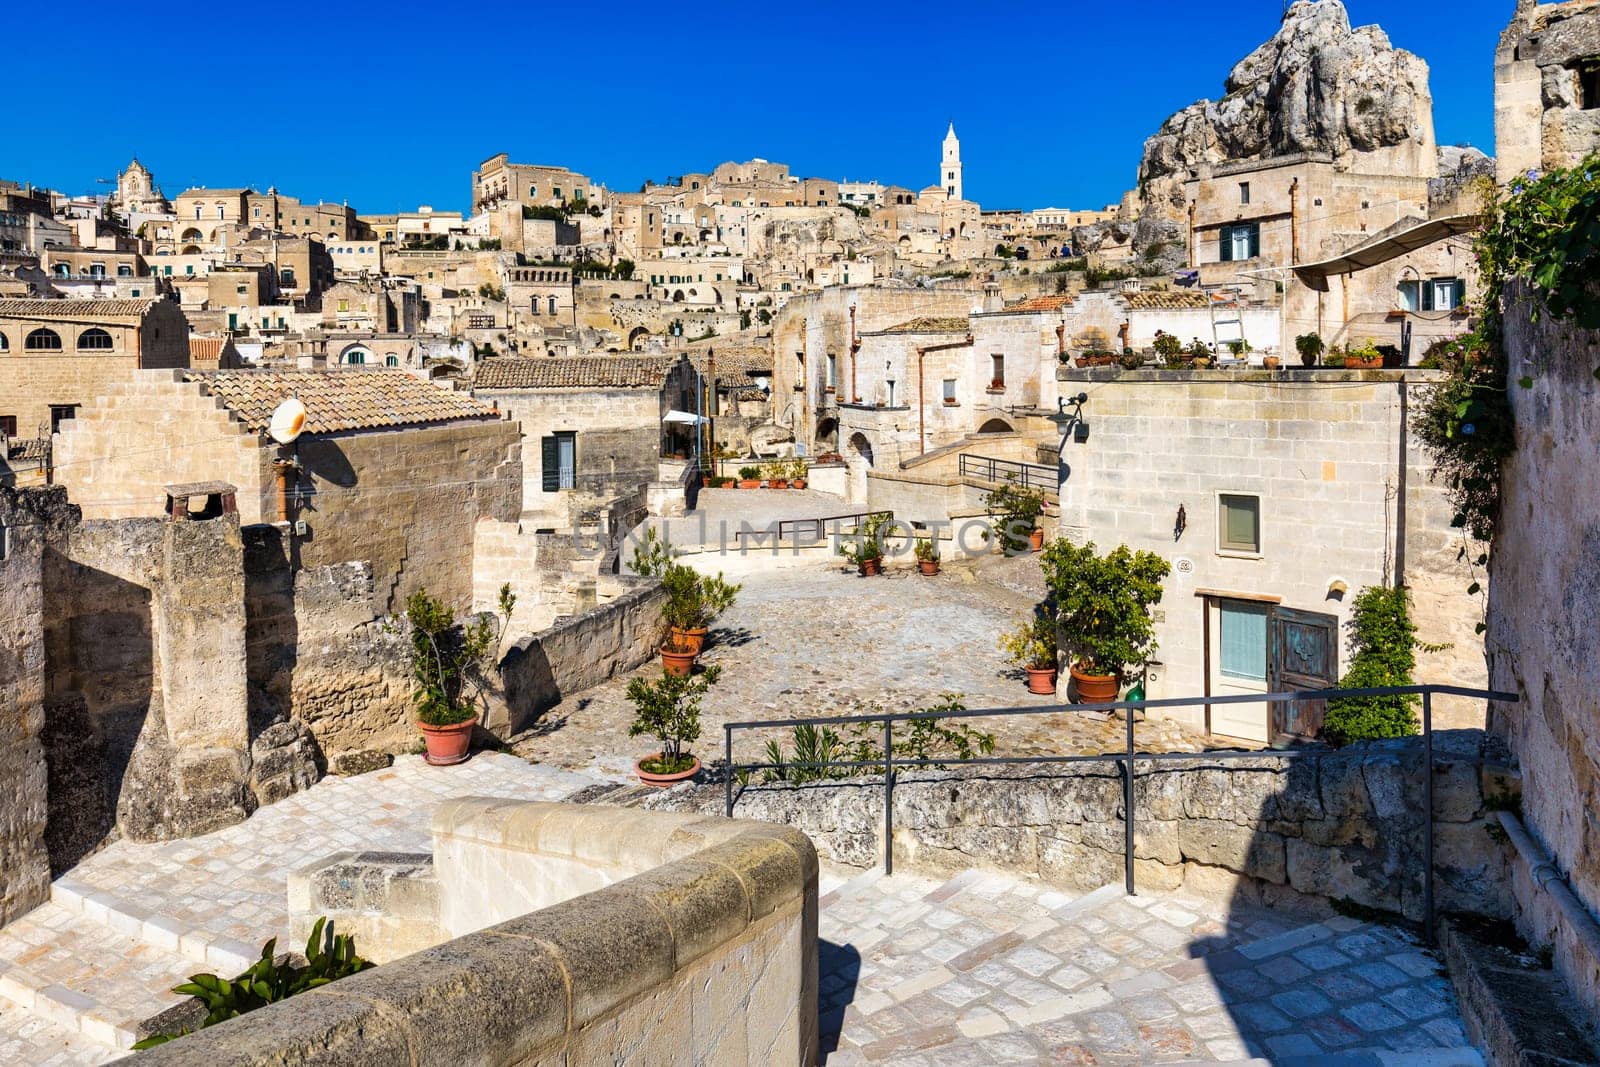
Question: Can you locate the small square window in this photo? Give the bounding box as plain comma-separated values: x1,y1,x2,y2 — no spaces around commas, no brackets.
942,379,957,402
1218,494,1261,554
1239,182,1251,205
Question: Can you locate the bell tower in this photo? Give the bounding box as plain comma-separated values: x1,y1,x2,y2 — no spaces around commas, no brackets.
941,123,963,201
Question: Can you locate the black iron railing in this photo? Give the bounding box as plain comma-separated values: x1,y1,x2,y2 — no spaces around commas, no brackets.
959,454,1056,493
773,510,892,544
723,683,1517,939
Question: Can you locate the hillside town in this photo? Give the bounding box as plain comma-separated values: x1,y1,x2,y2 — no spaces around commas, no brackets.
3,0,1600,1063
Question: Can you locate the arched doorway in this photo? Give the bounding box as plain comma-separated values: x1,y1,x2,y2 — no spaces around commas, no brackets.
816,417,839,453
977,417,1015,435
848,432,874,468
627,326,650,350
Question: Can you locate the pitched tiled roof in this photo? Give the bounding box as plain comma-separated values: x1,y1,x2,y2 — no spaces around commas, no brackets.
1121,290,1210,310
188,337,231,363
883,316,970,334
473,355,677,390
685,346,773,379
7,438,48,462
184,370,497,434
1004,294,1076,313
0,298,160,322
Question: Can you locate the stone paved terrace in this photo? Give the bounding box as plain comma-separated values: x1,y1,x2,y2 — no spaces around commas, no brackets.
510,556,1207,779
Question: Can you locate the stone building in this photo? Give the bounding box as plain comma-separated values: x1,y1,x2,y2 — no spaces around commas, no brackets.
1495,0,1600,186
0,297,191,439
472,355,702,530
53,368,521,613
471,154,595,214
1054,365,1483,743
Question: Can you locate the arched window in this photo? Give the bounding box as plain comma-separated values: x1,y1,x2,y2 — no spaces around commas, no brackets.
78,328,114,351
344,348,368,365
385,355,399,367
53,264,69,277
0,332,9,351
25,328,62,351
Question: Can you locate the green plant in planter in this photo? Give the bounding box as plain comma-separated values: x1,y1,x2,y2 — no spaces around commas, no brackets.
1153,331,1184,366
629,527,678,578
737,466,760,481
1227,338,1252,358
914,538,939,563
392,585,514,727
627,664,720,774
760,460,783,482
1041,540,1169,679
131,919,372,1048
1187,340,1213,361
785,457,808,482
660,563,740,632
983,478,1046,554
998,609,1057,670
839,513,890,566
1345,340,1382,365
1295,332,1325,366
1323,585,1426,745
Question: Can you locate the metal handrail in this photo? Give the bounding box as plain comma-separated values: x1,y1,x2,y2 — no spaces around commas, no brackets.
773,510,892,544
723,683,1518,940
959,454,1056,493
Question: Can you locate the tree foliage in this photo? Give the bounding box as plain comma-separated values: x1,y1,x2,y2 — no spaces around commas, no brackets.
1323,585,1420,745
393,585,513,726
1041,540,1169,676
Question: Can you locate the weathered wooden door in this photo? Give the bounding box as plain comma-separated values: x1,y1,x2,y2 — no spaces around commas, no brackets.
1269,608,1340,745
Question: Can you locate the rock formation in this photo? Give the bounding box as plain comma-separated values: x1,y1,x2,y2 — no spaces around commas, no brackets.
1135,0,1435,221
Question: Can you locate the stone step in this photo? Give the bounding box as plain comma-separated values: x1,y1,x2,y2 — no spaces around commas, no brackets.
0,902,198,1052
49,877,258,975
0,998,119,1066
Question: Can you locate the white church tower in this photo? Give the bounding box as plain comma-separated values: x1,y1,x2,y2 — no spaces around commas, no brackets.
941,123,963,201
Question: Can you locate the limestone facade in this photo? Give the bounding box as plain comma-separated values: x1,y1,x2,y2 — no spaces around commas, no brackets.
1055,367,1484,743
1495,0,1600,185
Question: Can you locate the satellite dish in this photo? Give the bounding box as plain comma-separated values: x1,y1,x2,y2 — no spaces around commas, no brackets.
268,398,307,444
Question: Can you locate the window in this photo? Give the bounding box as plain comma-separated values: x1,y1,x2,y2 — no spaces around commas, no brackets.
991,354,1005,388
826,353,837,387
1423,278,1465,312
1579,60,1600,109
385,355,399,367
1218,493,1261,554
942,378,957,403
25,328,61,351
345,349,367,365
1239,182,1251,205
77,328,114,351
1219,600,1269,682
1219,222,1260,262
216,206,225,219
0,332,7,351
542,432,576,491
548,296,557,315
1398,280,1421,312
49,404,79,432
117,264,132,277
0,415,15,437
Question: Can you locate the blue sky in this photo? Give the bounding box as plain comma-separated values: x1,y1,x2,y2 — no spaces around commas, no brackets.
4,0,1508,214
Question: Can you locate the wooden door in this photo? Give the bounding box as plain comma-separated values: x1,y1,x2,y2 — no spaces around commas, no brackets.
1269,608,1340,745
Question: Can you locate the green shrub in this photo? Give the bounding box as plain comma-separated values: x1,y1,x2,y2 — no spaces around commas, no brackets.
1323,585,1420,745
627,665,720,773
1041,540,1169,677
391,585,513,726
132,920,372,1049
761,696,994,783
983,479,1046,554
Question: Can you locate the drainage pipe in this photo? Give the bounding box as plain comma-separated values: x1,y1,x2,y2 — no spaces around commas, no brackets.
1496,810,1600,968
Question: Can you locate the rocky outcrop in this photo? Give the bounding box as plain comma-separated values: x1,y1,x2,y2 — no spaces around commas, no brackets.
1136,0,1434,219
1431,145,1496,214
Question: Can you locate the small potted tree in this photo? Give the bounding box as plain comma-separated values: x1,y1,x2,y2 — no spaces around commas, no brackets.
914,537,940,576
1295,332,1324,367
394,584,515,766
627,665,721,786
788,457,809,490
737,466,761,490
660,562,739,659
999,611,1058,694
763,461,789,489
840,513,889,575
1042,540,1169,704
984,479,1047,554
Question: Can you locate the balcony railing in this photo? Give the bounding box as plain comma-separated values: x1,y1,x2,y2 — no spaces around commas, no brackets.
958,454,1056,493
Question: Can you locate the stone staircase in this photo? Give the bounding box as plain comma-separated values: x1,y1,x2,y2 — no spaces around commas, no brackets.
815,866,1486,1066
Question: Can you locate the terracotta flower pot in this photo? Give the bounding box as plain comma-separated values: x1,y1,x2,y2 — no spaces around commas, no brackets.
1025,666,1059,695
1070,666,1121,705
770,479,789,489
419,717,475,766
1029,529,1046,552
859,558,881,576
792,478,807,490
635,754,701,788
660,645,697,677
671,626,708,656
918,559,940,576
1263,356,1281,370
739,479,760,489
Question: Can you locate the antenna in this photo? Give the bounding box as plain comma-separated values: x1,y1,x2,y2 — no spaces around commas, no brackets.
268,397,306,444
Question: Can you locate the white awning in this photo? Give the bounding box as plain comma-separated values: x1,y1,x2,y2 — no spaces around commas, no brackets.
663,410,706,425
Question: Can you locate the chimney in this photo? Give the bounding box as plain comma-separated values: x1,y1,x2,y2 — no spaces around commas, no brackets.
983,282,1003,313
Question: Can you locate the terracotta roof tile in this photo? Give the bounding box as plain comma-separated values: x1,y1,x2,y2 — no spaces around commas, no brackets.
7,437,48,462
883,316,970,334
473,355,678,390
0,298,161,321
184,369,496,434
1004,294,1076,313
1121,290,1210,310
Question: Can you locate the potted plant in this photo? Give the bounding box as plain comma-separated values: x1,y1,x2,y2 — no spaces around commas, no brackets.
983,479,1047,555
1153,331,1186,368
1295,332,1325,367
393,584,515,766
788,457,809,489
661,562,739,658
999,611,1058,694
627,665,720,786
1041,540,1169,705
737,466,761,490
1344,341,1383,369
1263,354,1282,370
762,461,788,489
914,537,940,576
840,513,889,576
1188,340,1213,368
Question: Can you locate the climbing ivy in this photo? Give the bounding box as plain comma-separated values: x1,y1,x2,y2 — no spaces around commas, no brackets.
1415,155,1600,558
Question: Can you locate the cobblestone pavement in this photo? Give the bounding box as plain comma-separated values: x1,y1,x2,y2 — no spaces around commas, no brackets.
511,557,1207,778
0,755,600,1058
816,867,1482,1066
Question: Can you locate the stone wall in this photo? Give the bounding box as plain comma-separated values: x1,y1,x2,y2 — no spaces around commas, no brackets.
0,488,71,923
138,803,819,1067
663,732,1516,924
1487,281,1600,1020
